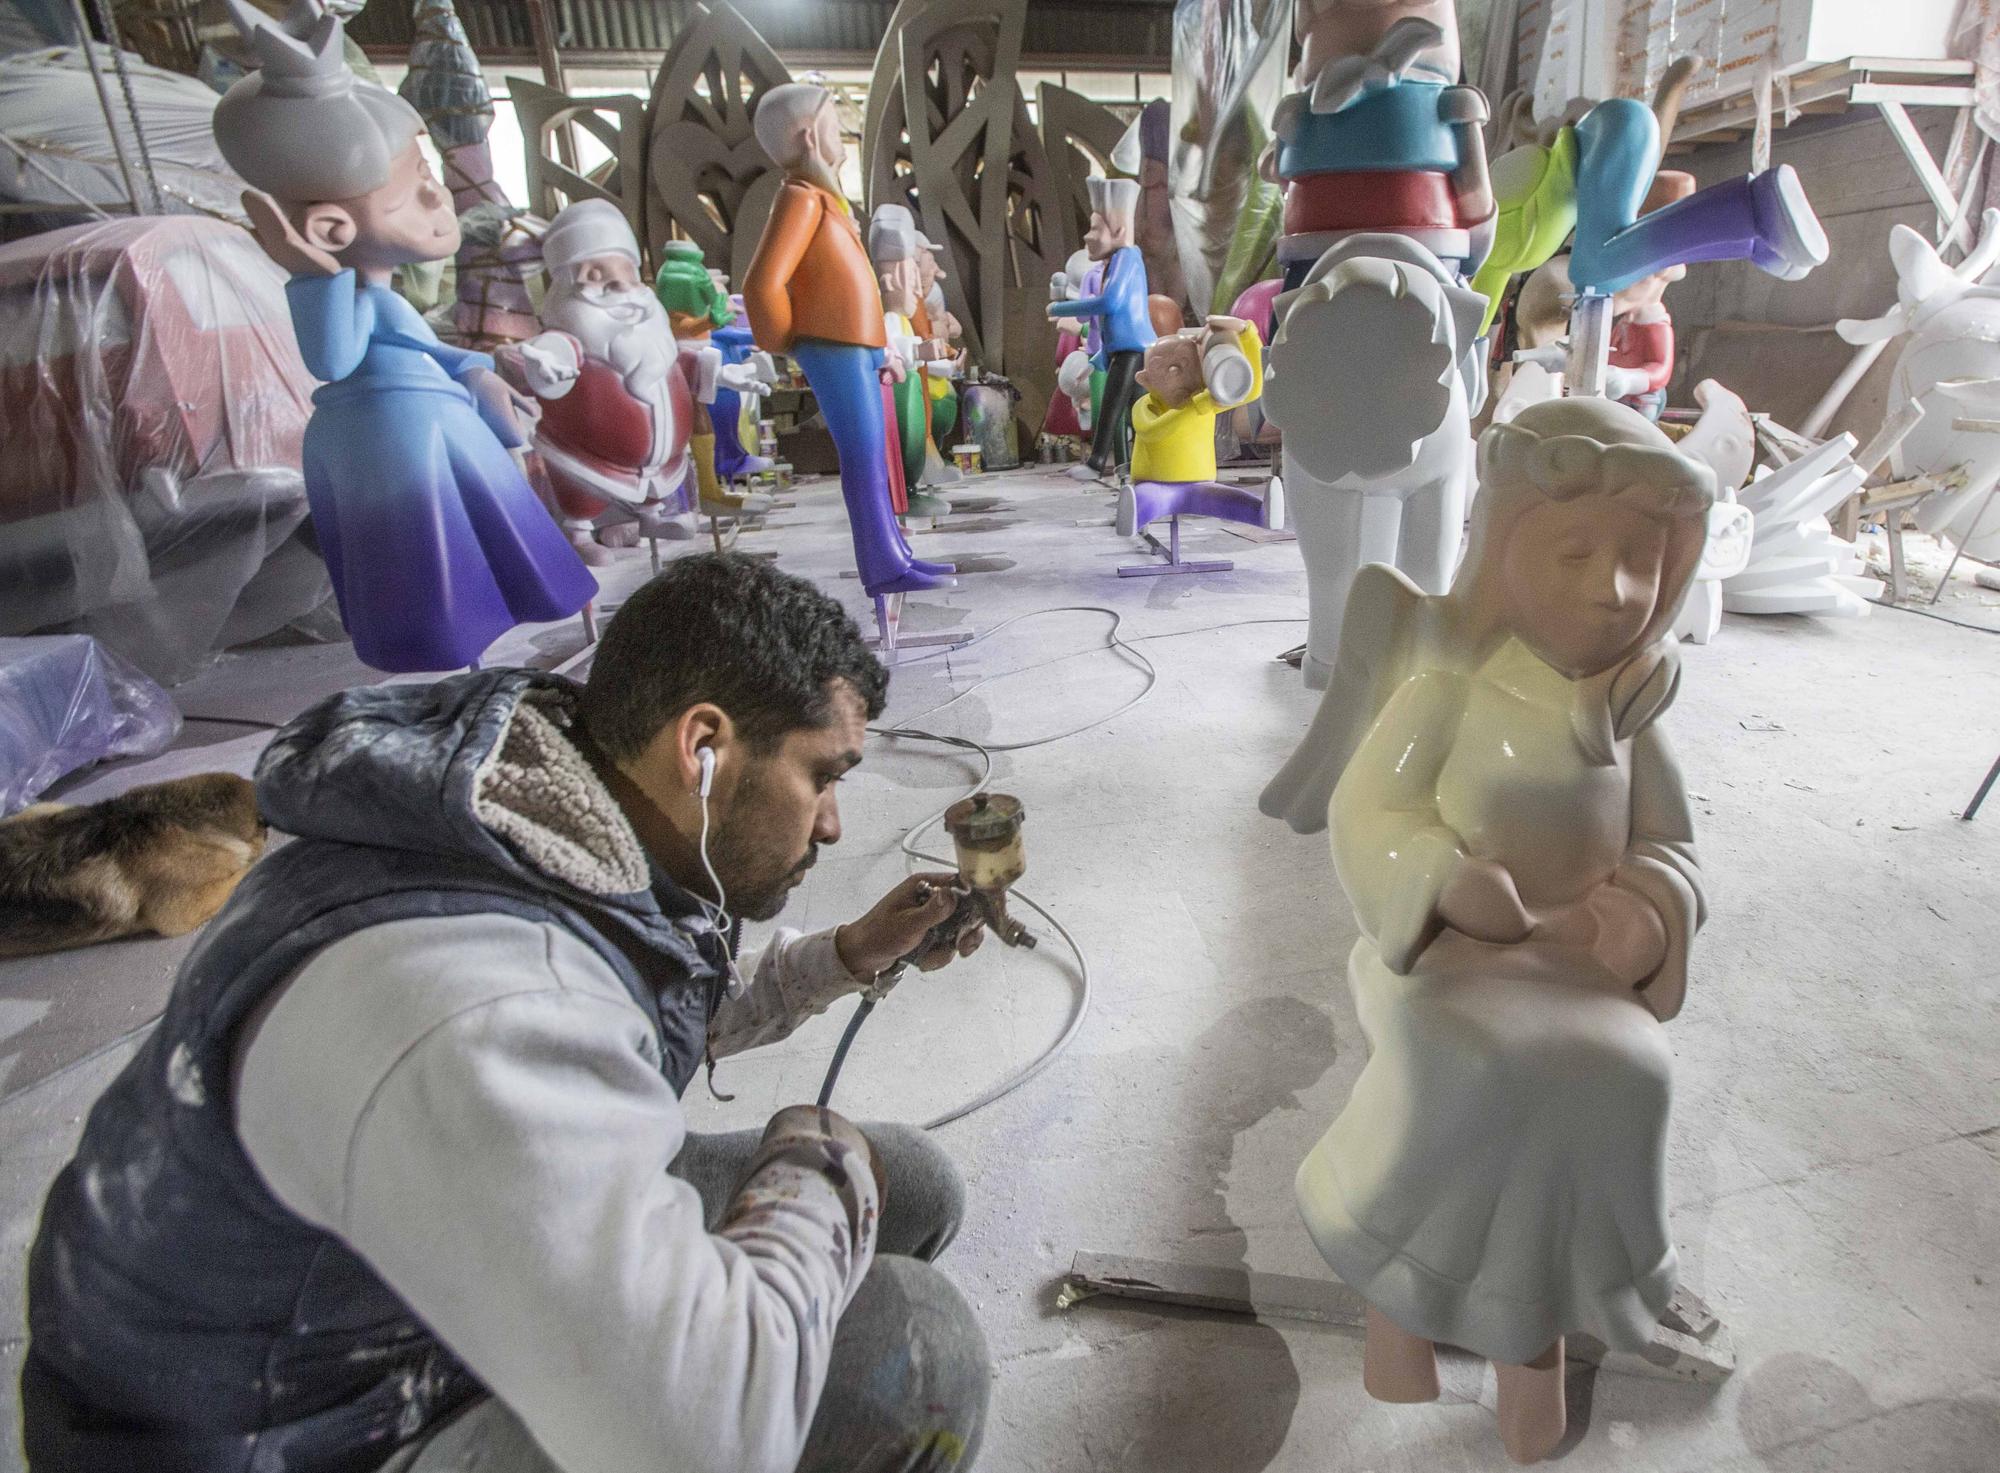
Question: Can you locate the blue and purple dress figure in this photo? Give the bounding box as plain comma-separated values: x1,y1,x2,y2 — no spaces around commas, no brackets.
289,271,597,672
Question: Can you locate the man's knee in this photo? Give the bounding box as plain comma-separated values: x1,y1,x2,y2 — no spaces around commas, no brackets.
862,1123,964,1260
802,1257,991,1473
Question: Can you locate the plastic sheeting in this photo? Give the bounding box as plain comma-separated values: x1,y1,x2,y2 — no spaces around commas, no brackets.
0,44,249,230
0,216,332,684
0,634,179,816
1169,0,1293,314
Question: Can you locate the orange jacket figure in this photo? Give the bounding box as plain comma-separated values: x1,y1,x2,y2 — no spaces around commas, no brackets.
741,81,945,597
744,178,888,352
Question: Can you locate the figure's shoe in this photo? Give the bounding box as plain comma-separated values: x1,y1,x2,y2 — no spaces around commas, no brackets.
597,522,642,549
634,503,698,541
701,490,772,518
563,522,616,567
1749,165,1828,282
1263,473,1286,530
1115,483,1139,538
1069,463,1105,483
864,564,957,597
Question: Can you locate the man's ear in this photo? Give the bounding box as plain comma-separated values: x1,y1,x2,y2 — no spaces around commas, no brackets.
298,203,358,258
669,703,732,796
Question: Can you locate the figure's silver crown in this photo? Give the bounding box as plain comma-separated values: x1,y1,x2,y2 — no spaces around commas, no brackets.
222,0,351,97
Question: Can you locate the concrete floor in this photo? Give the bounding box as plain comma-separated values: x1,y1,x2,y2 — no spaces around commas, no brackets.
2,466,1997,1471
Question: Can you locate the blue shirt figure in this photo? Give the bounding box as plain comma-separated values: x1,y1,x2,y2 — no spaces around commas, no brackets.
1057,245,1157,361
287,272,597,672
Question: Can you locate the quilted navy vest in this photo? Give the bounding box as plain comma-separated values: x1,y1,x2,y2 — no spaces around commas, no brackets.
22,671,728,1473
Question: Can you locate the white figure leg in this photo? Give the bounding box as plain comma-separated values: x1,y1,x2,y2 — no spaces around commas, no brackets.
1675,580,1724,645
1291,468,1371,690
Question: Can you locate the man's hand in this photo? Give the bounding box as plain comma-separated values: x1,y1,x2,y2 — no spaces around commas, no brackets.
759,1104,886,1205
836,873,986,980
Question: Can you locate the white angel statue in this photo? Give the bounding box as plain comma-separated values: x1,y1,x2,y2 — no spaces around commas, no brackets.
1261,397,1714,1463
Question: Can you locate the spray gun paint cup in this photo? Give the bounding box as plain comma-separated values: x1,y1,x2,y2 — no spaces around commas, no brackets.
937,792,1035,951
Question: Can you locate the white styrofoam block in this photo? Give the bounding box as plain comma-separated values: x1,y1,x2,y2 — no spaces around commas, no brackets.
1804,0,1959,65
1525,0,1958,116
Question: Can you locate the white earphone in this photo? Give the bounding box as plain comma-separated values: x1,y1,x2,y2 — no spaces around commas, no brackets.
692,745,746,997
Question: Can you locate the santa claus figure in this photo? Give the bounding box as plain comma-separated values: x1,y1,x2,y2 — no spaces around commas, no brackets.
519,201,706,554
1604,172,1696,421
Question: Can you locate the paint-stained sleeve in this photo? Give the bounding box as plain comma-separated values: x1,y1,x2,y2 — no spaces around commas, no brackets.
709,926,864,1057
234,915,877,1473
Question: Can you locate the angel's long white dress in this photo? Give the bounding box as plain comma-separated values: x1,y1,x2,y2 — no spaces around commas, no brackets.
1296,638,1703,1364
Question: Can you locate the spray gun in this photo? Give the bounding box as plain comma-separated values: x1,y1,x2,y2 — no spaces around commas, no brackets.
817,793,1035,1106
912,793,1037,957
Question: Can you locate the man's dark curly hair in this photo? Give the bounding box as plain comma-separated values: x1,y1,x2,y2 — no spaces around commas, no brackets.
579,554,889,759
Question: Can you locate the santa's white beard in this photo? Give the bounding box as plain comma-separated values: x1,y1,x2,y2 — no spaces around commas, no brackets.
545,283,674,396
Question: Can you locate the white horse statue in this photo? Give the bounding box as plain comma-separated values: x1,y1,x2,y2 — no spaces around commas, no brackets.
1264,233,1487,689
1839,207,2000,565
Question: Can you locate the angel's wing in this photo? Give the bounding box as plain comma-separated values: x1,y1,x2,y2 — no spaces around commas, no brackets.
1259,563,1426,835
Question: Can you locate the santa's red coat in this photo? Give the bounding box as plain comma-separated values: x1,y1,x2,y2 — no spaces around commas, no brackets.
532,335,696,519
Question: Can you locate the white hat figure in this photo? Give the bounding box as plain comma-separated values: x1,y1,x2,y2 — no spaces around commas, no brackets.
1086,176,1140,223
541,199,640,276
869,204,921,266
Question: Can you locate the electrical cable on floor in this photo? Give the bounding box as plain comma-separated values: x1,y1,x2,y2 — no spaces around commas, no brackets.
138,607,1307,1131
817,608,1305,1129
1876,599,2000,636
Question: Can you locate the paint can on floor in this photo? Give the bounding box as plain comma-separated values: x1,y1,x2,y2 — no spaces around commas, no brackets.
953,444,983,476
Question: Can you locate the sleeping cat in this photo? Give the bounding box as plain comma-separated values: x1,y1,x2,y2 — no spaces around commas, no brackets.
0,774,266,958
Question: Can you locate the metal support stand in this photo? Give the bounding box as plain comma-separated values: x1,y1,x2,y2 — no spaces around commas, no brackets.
65,0,144,218
1117,517,1234,578
1566,291,1614,400
866,592,971,664
1966,753,2000,821
578,602,598,644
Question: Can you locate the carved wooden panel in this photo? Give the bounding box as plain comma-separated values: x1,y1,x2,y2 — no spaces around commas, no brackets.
642,1,794,287
862,0,1065,368
1036,82,1129,268
510,77,647,244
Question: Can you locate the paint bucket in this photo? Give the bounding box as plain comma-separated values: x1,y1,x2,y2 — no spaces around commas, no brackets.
953,443,983,476
960,375,1021,470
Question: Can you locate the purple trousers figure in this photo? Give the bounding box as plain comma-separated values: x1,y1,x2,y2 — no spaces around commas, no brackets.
1118,480,1283,539
1570,99,1828,295
789,340,949,596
